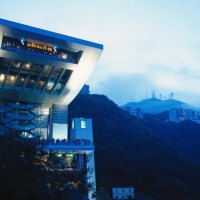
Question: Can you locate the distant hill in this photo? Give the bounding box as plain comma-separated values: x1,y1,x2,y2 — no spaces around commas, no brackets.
69,94,200,200
122,98,195,114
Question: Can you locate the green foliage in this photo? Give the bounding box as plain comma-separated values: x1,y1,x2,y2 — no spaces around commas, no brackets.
0,132,85,200
69,94,200,200
96,187,111,200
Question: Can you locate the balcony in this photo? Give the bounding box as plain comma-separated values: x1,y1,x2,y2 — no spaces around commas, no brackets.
39,139,95,152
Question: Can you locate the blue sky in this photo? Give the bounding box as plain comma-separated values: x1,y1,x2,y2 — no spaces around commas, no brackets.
1,0,200,106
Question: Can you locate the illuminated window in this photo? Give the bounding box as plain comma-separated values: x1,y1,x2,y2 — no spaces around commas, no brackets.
71,120,74,129
5,75,16,87
80,118,86,129
0,74,5,82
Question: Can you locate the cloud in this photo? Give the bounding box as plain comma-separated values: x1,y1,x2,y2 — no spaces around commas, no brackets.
2,0,200,106
88,73,155,105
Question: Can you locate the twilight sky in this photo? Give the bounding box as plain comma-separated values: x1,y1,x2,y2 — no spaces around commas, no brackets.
1,0,200,106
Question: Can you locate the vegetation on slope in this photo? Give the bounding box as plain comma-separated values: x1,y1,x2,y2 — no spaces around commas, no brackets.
69,94,200,200
0,132,85,200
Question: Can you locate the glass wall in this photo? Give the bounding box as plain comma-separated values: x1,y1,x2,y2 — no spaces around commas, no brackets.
0,57,72,94
1,36,82,64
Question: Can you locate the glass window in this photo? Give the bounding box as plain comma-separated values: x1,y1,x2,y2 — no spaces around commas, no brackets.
27,64,43,90
15,74,27,88
31,64,43,75
0,57,9,74
21,62,31,71
5,75,17,88
44,67,62,93
0,74,5,86
27,75,36,89
80,118,86,129
53,69,72,95
2,37,81,64
43,65,52,76
71,120,74,129
46,78,55,91
37,80,45,90
11,60,21,71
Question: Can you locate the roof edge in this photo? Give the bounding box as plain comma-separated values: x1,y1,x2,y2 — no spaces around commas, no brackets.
0,18,103,50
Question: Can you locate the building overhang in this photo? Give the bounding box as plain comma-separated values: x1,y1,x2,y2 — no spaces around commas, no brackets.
0,18,103,107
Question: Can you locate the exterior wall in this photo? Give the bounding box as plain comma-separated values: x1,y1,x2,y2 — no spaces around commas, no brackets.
70,118,96,200
112,187,134,200
50,104,68,139
70,118,93,141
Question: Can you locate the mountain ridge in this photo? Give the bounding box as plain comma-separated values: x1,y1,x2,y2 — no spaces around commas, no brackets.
122,98,197,114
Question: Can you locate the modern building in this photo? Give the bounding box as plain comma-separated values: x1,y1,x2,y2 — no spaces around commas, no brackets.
0,18,103,199
112,187,134,200
122,107,143,119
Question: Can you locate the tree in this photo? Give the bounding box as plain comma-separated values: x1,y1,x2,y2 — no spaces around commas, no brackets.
0,132,85,200
96,187,111,200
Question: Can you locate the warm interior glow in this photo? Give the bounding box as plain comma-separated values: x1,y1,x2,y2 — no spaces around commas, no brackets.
0,74,5,82
61,53,67,59
11,76,15,81
25,63,31,70
40,81,45,86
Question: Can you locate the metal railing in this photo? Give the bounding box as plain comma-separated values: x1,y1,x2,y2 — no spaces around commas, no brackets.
40,139,94,147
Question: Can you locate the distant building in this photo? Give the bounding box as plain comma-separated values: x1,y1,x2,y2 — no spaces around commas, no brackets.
122,106,131,113
79,84,90,95
169,108,200,123
122,107,143,119
112,187,134,200
134,108,143,119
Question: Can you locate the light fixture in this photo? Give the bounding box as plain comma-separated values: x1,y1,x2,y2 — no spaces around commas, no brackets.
11,76,15,81
62,53,67,59
0,74,5,81
25,63,30,69
21,39,24,45
53,46,57,52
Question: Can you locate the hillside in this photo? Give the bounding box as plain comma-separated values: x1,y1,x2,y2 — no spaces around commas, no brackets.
69,94,200,200
143,114,200,165
122,98,194,114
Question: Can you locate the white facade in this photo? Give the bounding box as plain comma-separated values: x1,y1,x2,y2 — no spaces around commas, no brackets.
70,118,96,200
71,118,93,141
112,187,134,200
